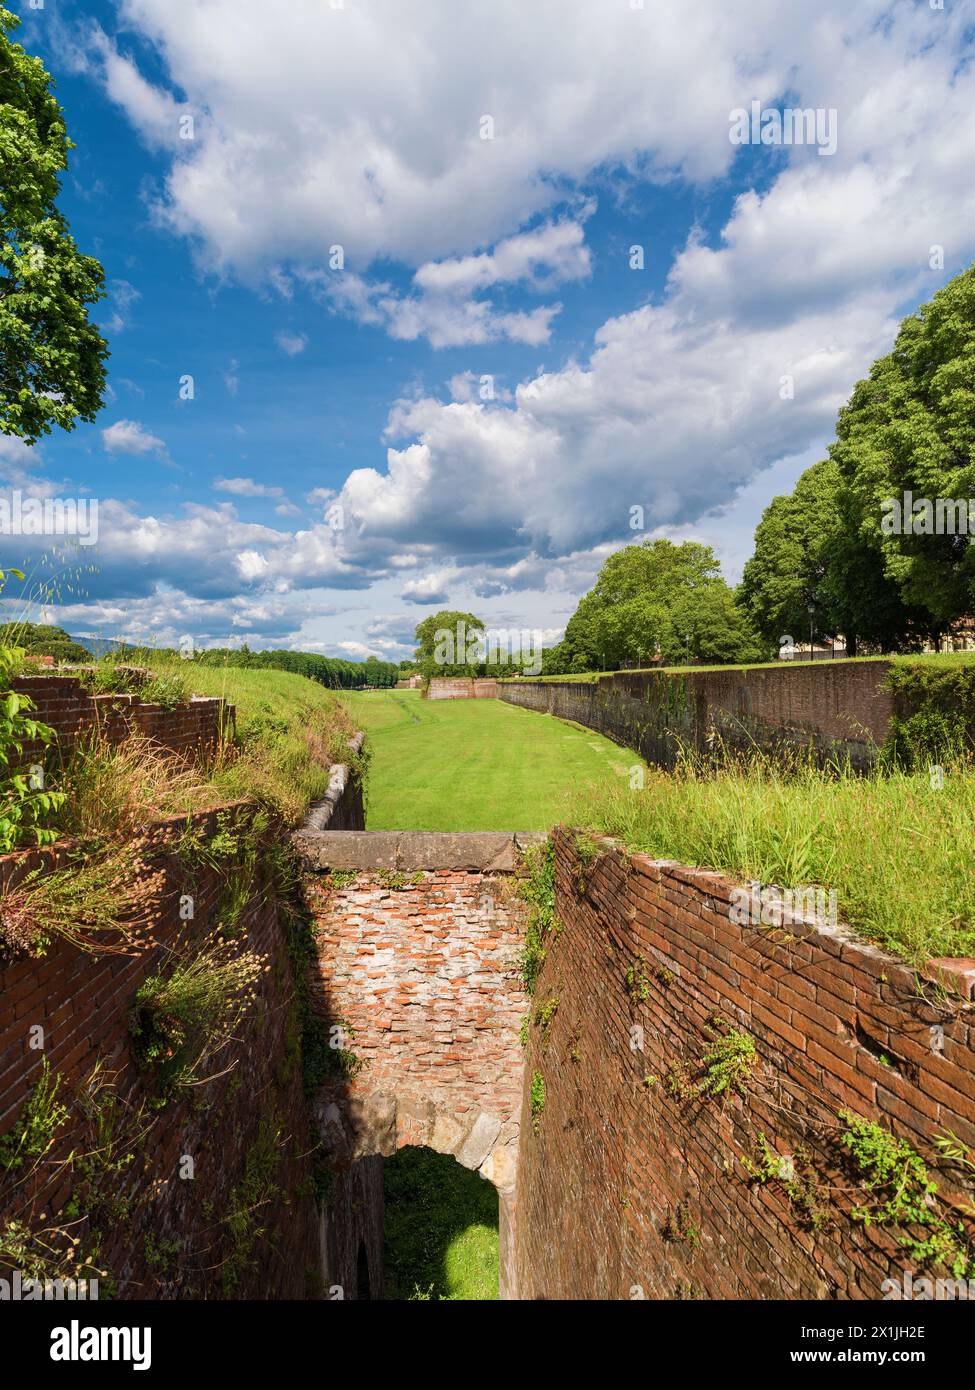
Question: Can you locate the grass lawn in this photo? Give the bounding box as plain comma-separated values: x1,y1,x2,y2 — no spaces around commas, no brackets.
339,688,639,829
383,1147,499,1300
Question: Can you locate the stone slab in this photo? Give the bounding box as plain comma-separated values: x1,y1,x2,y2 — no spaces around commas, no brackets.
293,829,547,872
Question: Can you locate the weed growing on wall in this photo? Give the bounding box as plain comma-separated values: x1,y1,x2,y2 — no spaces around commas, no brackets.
663,1201,700,1247
0,838,165,961
130,930,268,1105
625,957,651,1004
221,1109,284,1296
178,807,272,937
0,1061,155,1291
533,995,559,1046
665,1059,694,1102
326,869,358,890
696,1019,757,1099
839,1112,975,1279
283,857,364,1092
0,1059,68,1172
530,1070,545,1133
375,869,407,889
741,1133,832,1233
518,839,558,993
63,1064,155,1232
665,1021,757,1104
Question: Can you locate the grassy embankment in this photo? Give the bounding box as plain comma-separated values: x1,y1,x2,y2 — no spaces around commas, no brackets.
338,687,640,830
0,657,355,959
570,760,975,965
55,657,358,832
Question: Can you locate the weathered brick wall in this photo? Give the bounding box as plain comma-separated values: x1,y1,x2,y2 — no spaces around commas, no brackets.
426,677,498,700
303,868,526,1172
515,827,975,1300
299,842,530,1297
500,662,895,770
12,673,232,765
0,807,317,1299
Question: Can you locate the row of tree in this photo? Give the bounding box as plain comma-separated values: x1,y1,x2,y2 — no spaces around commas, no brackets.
0,624,403,689
187,646,401,688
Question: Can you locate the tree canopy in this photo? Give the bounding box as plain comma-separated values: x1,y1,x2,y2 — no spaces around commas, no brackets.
556,539,766,672
413,609,486,679
0,621,92,663
828,262,975,632
0,8,108,442
740,264,975,654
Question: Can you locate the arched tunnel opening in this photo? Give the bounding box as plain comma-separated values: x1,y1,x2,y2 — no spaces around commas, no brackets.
382,1147,500,1301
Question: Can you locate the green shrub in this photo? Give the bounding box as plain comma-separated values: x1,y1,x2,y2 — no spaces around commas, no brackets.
0,641,65,852
883,660,975,769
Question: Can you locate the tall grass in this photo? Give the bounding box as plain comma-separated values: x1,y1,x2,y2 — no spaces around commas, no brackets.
0,661,355,960
567,758,975,963
54,737,215,844
144,657,358,826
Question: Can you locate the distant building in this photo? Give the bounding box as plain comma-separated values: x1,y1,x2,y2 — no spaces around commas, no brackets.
931,617,975,652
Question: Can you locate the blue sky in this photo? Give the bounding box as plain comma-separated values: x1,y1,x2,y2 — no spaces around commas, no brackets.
2,0,975,661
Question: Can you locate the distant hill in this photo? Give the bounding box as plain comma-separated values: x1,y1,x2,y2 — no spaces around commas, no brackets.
66,633,125,659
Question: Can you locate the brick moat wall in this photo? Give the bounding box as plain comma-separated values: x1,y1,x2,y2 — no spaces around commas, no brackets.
12,673,232,764
514,827,975,1301
0,806,317,1299
301,856,529,1297
500,662,895,770
426,677,498,700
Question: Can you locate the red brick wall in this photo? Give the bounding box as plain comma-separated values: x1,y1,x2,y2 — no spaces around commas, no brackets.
0,806,317,1299
12,673,232,765
426,677,498,700
302,864,527,1297
500,662,894,770
304,869,526,1142
515,828,975,1300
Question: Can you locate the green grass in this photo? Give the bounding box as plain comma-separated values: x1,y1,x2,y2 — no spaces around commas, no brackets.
382,1147,499,1301
179,661,356,824
87,657,355,827
570,760,975,964
339,688,640,829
